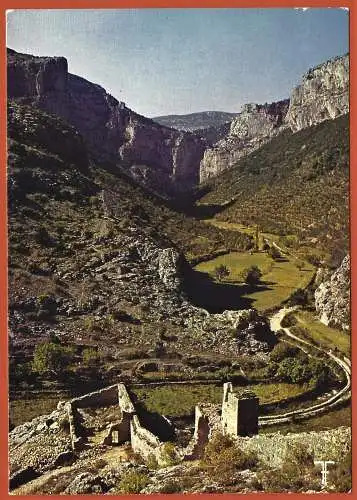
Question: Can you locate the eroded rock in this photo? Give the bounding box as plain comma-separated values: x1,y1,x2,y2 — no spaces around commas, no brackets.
315,255,350,331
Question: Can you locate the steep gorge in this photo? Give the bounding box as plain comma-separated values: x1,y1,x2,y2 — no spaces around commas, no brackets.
199,54,349,182
7,48,205,195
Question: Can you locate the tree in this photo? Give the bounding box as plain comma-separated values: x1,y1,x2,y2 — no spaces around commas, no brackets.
255,225,260,251
214,264,230,282
82,347,100,366
270,342,299,362
32,341,74,375
289,288,307,306
269,246,282,260
240,265,262,285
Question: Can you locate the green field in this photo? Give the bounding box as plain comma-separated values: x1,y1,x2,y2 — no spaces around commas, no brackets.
194,251,314,312
133,382,313,417
294,311,350,356
260,406,351,434
204,219,279,242
9,393,69,428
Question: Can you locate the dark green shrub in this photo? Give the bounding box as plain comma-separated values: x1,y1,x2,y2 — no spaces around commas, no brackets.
202,432,258,484
289,288,308,305
35,226,52,246
213,264,230,281
270,342,299,362
160,442,180,466
82,347,100,366
240,265,263,285
119,471,150,493
281,312,297,328
160,480,182,493
32,341,74,375
269,246,282,260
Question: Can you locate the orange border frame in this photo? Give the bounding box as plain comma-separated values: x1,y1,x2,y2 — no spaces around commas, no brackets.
0,2,354,499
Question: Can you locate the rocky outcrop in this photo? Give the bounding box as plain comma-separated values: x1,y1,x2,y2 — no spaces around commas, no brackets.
200,100,289,182
200,54,349,183
315,255,350,331
7,48,205,195
285,54,349,132
9,407,72,477
235,426,351,468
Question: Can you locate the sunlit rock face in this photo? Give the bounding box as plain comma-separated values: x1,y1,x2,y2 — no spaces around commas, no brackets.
315,254,350,332
199,100,289,183
7,48,205,195
199,54,349,183
285,54,349,132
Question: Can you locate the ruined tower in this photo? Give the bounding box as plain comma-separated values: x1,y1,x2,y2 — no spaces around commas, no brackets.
221,382,259,437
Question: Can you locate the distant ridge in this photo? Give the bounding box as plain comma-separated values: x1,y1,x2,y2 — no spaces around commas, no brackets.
153,111,238,131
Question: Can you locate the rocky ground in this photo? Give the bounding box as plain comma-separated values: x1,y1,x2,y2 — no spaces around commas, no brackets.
315,254,350,331
8,99,276,396
9,403,351,494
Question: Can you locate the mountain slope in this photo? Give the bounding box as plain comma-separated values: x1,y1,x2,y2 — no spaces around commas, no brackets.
198,114,349,262
199,54,349,183
7,48,206,195
153,111,237,131
8,101,276,390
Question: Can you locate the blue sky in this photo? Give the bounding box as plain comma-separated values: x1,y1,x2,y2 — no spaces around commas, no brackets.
6,8,349,117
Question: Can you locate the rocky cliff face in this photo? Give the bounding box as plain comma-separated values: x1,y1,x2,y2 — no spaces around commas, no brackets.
7,48,205,194
285,54,349,132
200,54,349,183
315,255,350,331
200,101,289,183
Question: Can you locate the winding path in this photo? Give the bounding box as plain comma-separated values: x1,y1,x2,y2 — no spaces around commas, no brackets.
259,307,351,427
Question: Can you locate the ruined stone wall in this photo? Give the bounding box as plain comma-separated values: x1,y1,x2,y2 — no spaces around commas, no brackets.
221,383,259,437
66,384,136,450
70,385,119,409
222,392,239,436
182,405,210,460
130,415,168,464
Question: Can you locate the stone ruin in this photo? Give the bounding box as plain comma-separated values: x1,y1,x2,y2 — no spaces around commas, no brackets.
63,382,259,465
221,382,259,437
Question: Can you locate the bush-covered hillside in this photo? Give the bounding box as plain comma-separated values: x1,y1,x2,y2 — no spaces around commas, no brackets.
198,115,349,263
8,101,254,385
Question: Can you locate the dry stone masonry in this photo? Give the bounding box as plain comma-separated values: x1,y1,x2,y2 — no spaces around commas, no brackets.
9,381,350,492
221,382,259,437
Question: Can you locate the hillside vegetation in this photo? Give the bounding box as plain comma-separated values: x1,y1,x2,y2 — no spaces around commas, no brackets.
153,111,237,131
198,115,349,266
8,100,256,389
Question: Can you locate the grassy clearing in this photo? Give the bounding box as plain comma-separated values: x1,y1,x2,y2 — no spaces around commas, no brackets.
204,219,281,244
261,406,351,434
294,311,350,356
194,251,314,312
196,252,274,279
133,382,313,417
9,394,67,427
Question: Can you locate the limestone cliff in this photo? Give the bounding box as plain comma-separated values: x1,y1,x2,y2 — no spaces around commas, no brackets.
7,48,205,194
200,101,289,183
285,54,349,132
200,54,349,183
315,255,350,331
